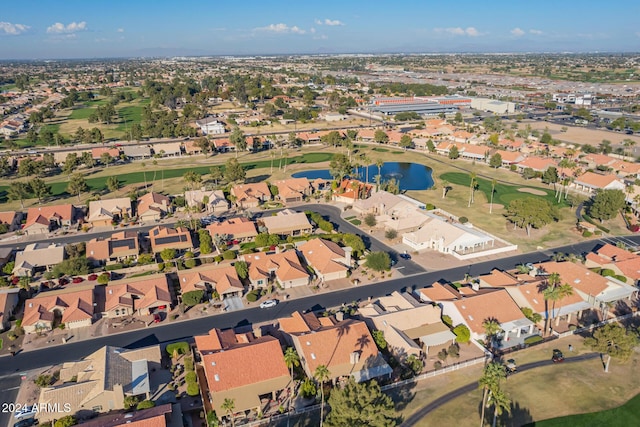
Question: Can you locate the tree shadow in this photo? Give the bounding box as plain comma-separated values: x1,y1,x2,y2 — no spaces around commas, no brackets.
499,400,534,427
245,174,270,184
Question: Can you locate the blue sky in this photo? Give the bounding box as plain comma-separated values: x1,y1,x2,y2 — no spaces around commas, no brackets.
1,0,639,59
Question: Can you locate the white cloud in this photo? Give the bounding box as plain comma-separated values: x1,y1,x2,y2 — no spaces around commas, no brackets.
314,18,344,26
529,29,543,35
511,27,525,37
313,34,328,40
117,28,124,33
314,19,323,25
255,23,305,34
310,27,316,34
435,27,482,37
47,21,87,34
0,21,30,35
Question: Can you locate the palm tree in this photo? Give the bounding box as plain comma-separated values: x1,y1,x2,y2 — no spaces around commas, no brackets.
489,179,497,214
221,398,235,427
360,154,370,183
482,318,501,351
543,282,574,332
468,172,477,207
489,387,511,427
441,179,449,199
478,362,506,427
270,150,276,174
282,149,289,172
183,170,202,191
283,347,300,427
314,365,331,427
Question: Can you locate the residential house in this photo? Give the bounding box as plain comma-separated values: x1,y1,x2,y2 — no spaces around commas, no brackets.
103,275,173,318
75,404,177,427
123,145,152,159
13,243,65,276
261,209,313,237
92,147,121,161
241,250,310,289
152,142,182,157
353,191,428,232
22,286,95,333
178,265,244,299
88,198,133,227
212,138,234,152
148,226,193,254
273,178,312,204
0,210,22,232
279,311,392,383
197,328,290,415
137,192,171,222
458,144,488,161
184,189,228,213
207,217,257,243
333,179,373,204
359,291,455,357
184,139,203,155
572,172,625,194
0,288,20,331
24,204,76,235
585,243,640,285
579,153,617,170
298,238,351,282
36,345,161,422
515,157,557,173
491,149,525,166
417,282,462,305
230,183,271,208
196,117,226,135
478,269,520,288
86,231,140,266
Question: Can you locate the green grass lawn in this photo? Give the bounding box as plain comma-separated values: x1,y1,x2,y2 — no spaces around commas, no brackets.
527,393,640,427
68,107,97,120
440,172,564,207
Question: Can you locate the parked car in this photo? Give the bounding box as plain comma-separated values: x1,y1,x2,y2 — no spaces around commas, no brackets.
259,299,278,309
153,313,162,323
13,417,37,427
505,359,517,374
14,406,36,420
399,253,411,260
552,349,565,363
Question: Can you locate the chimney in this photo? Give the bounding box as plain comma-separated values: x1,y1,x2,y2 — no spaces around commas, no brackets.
335,311,344,322
253,327,263,338
350,351,360,364
343,246,352,266
471,281,479,291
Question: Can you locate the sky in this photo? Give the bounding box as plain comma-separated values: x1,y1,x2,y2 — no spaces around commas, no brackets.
1,0,639,59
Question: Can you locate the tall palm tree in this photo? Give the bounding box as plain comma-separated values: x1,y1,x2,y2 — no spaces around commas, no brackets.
489,387,511,427
221,398,236,427
543,282,573,332
314,365,331,427
442,179,449,199
270,150,276,174
283,347,300,427
489,179,497,214
360,154,370,183
478,362,506,427
482,319,501,351
468,172,477,207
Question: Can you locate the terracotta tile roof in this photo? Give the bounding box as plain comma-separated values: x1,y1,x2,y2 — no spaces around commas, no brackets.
88,198,132,222
261,210,312,235
207,217,257,240
149,226,193,252
580,153,617,166
242,251,309,283
516,156,556,171
0,211,17,225
613,258,640,280
336,179,372,201
231,183,271,204
460,144,488,156
137,192,170,217
177,265,243,295
278,311,322,334
535,261,609,296
91,147,120,160
273,178,311,200
87,231,139,262
452,289,525,335
418,282,459,302
479,269,519,287
574,172,622,189
25,204,74,228
202,336,289,392
298,238,348,276
514,281,585,314
105,275,172,313
494,150,524,163
595,244,637,262
23,288,94,327
611,160,640,175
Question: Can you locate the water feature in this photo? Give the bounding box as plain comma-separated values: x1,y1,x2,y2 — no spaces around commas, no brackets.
291,162,434,191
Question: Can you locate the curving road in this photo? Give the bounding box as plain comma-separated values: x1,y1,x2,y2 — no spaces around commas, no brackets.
400,353,600,426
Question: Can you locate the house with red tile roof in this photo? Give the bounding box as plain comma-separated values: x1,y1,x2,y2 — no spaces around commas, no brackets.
478,269,519,288
573,172,625,194
459,144,488,161
23,286,95,333
272,178,311,204
74,403,175,427
579,153,617,170
0,211,21,232
207,217,257,242
177,265,244,299
103,275,172,318
148,226,193,253
91,146,121,161
333,179,373,204
240,250,310,289
279,311,392,383
136,192,171,221
298,238,351,282
24,204,77,235
0,288,20,331
417,282,460,304
212,138,234,153
515,156,557,173
86,231,140,266
584,244,640,285
197,328,290,414
230,183,271,209
492,150,525,166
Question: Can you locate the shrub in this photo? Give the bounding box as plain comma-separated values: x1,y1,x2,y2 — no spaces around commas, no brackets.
364,213,377,227
184,258,197,269
434,361,442,369
582,230,593,237
54,415,77,427
136,400,155,410
384,229,397,240
458,216,468,224
105,263,124,271
448,343,460,358
35,374,53,388
186,382,200,396
300,378,317,399
365,251,391,272
442,315,453,327
97,273,110,285
372,330,387,350
137,253,154,265
213,255,223,263
166,341,190,357
246,290,259,302
186,371,197,383
524,335,543,346
453,324,471,343
600,268,616,277
222,250,236,260
123,395,139,410
425,203,436,210
182,290,204,307
184,356,194,371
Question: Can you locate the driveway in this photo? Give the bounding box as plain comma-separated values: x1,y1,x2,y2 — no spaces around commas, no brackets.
223,296,244,312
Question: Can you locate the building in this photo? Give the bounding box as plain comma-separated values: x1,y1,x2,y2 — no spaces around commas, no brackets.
75,404,177,427
196,117,226,135
573,172,625,194
123,145,152,159
137,192,171,222
470,97,515,114
36,345,161,422
22,286,95,333
369,96,462,116
241,251,310,289
272,178,312,204
24,204,76,235
261,209,313,237
103,275,173,318
0,288,20,331
279,311,392,383
359,291,455,357
0,210,22,232
353,191,428,232
298,238,351,282
88,198,133,227
230,183,271,208
515,157,557,173
86,231,140,266
152,142,182,157
585,244,640,285
92,146,121,161
196,328,290,415
148,226,193,254
207,217,257,243
333,179,373,204
184,189,228,213
178,265,244,299
13,243,65,276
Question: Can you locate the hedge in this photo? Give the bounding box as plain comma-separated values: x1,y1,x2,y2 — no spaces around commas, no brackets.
246,290,259,302
105,263,124,271
166,341,190,356
185,371,197,383
524,335,543,345
186,382,200,396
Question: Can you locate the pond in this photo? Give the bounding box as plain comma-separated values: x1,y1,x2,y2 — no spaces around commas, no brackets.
292,162,434,191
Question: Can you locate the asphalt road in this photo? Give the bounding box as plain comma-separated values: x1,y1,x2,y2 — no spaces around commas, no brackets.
400,352,600,426
0,375,22,427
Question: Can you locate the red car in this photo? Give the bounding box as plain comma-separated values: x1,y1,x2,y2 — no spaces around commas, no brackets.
153,314,161,323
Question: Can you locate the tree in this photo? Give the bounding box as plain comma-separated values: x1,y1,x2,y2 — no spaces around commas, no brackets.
489,153,502,168
384,229,397,240
63,153,79,175
101,152,113,168
234,261,248,279
588,189,626,222
468,172,477,207
209,166,223,187
505,198,561,236
374,130,389,144
325,378,396,427
482,319,501,350
364,213,377,227
314,365,331,427
221,397,236,427
365,251,391,272
542,280,573,333
426,139,435,153
106,176,120,193
283,347,300,425
123,395,140,410
230,127,246,158
489,179,497,214
136,400,156,410
406,354,423,375
448,145,460,159
584,324,638,372
489,387,511,427
67,173,88,202
329,153,352,182
478,362,507,427
522,167,536,180
182,290,204,307
224,158,246,183
52,257,90,277
399,134,413,150
54,415,77,427
8,181,29,209
342,233,365,257
453,324,471,343
160,248,176,262
183,170,202,190
372,330,387,350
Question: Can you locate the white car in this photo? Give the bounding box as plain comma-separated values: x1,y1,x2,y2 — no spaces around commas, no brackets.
14,406,36,419
259,299,278,309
